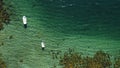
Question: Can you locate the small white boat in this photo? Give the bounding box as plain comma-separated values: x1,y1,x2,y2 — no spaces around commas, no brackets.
22,16,27,24
41,41,45,50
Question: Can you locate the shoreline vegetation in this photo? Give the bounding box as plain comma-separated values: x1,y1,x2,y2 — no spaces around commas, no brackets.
60,49,120,68
50,48,120,68
0,0,11,30
0,0,11,68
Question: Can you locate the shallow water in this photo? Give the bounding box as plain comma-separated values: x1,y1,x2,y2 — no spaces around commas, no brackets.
0,0,120,68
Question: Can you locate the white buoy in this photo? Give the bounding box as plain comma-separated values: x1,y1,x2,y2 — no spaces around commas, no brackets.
41,41,45,50
22,16,27,28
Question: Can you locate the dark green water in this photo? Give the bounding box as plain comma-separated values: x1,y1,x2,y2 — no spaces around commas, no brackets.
33,0,120,40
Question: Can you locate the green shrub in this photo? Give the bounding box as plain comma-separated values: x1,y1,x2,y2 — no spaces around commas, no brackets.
59,49,112,68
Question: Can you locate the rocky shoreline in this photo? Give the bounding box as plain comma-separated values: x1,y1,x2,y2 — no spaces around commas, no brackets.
0,0,11,30
0,0,11,68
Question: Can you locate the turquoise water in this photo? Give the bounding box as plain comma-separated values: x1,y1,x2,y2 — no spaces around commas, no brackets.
0,0,120,68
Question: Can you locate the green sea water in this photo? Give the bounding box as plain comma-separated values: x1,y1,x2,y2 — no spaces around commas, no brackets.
0,0,120,68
